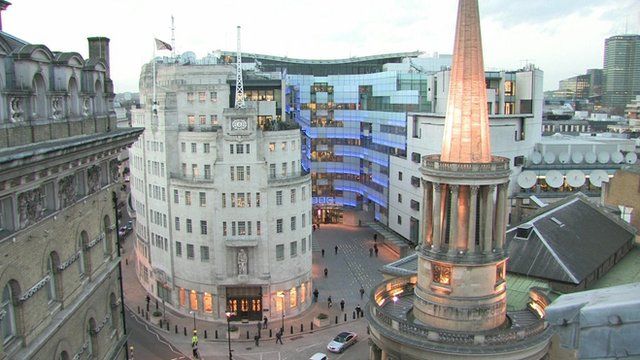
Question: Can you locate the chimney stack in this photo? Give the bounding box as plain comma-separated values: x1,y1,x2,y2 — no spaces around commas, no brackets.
0,1,12,31
87,37,111,78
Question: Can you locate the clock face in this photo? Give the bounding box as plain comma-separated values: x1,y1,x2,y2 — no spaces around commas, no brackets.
231,119,248,130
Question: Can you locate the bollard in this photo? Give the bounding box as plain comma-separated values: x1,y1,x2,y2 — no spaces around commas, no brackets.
311,321,314,331
269,329,272,338
335,315,338,324
155,299,158,310
175,325,178,334
367,325,370,335
159,319,163,328
301,324,304,332
184,327,187,336
166,322,170,331
353,311,356,319
137,306,140,314
125,258,128,265
145,312,149,321
344,313,347,322
246,330,250,339
204,330,207,339
140,309,144,317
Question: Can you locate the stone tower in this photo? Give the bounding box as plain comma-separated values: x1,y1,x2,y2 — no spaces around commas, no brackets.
413,0,511,331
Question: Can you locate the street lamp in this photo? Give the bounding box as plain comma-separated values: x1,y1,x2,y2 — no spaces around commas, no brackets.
189,310,196,332
277,292,285,334
225,311,236,359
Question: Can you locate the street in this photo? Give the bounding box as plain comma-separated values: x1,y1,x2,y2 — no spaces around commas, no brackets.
127,309,188,360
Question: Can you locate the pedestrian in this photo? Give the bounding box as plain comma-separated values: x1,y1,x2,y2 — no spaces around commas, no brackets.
145,294,151,311
313,288,319,302
192,343,199,359
340,298,345,312
321,248,325,257
324,267,328,277
355,304,362,318
359,287,365,299
374,233,378,242
275,330,283,344
374,244,379,257
192,330,199,347
263,316,268,329
257,321,262,334
369,248,373,257
328,296,333,308
254,334,260,347
317,222,320,229
334,245,338,255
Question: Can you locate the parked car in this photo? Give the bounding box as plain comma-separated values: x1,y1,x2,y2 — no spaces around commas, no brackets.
327,331,357,353
309,353,327,360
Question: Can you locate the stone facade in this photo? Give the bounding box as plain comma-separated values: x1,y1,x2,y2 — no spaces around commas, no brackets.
0,19,143,359
604,166,640,233
130,60,313,322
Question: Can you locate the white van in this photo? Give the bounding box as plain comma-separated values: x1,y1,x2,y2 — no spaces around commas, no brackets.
309,353,327,360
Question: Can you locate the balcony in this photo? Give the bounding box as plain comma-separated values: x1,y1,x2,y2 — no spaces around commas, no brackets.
169,172,214,183
421,154,511,179
178,124,221,132
267,169,310,184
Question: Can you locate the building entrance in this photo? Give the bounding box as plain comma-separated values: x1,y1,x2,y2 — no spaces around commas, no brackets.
314,207,343,224
226,286,262,321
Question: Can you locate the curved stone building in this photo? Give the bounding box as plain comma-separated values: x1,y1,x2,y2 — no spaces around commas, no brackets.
130,60,313,321
366,1,551,358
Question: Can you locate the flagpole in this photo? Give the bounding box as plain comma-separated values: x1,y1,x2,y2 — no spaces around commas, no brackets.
152,39,157,115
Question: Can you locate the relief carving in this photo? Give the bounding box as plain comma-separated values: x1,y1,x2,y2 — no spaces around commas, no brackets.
87,166,101,193
18,187,45,228
109,159,119,182
58,175,76,208
10,97,24,123
51,96,62,119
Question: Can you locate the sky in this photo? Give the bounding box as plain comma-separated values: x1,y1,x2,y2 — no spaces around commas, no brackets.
4,0,639,93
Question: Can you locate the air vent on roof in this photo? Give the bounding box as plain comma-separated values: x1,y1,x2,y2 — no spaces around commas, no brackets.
550,217,564,227
515,223,534,239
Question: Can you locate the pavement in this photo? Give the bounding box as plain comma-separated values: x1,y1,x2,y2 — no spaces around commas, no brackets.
120,220,399,360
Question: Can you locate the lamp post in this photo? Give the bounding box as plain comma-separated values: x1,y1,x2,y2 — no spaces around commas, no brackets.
190,310,196,332
225,311,236,359
277,292,285,334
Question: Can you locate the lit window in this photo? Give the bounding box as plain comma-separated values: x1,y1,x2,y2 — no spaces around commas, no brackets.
210,115,218,125
203,292,213,313
269,142,275,152
300,283,306,304
198,92,206,102
281,142,287,151
190,290,198,310
290,287,297,308
496,262,505,284
188,115,195,125
179,288,186,306
432,263,452,285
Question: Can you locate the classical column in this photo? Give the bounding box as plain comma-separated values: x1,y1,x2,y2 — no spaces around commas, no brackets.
432,183,443,250
495,183,508,250
448,185,460,252
423,181,433,247
483,185,496,253
468,185,479,253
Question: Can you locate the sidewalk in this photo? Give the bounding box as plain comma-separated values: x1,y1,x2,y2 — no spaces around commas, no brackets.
120,223,399,357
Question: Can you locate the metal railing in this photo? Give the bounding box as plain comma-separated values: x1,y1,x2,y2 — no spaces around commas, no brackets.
421,154,510,173
169,172,214,182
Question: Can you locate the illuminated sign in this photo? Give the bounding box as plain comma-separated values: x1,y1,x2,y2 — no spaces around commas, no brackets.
312,197,335,205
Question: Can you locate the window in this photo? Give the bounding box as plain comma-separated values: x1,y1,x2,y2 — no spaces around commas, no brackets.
210,115,218,125
302,214,306,228
398,193,402,203
236,166,245,181
230,166,235,181
200,246,210,262
175,241,182,257
246,166,250,181
181,142,186,152
200,220,208,235
269,164,276,178
236,144,244,154
203,143,210,153
291,189,296,203
432,263,452,285
204,165,211,179
290,287,297,308
175,217,180,231
192,164,198,176
203,292,213,313
281,142,287,151
46,253,57,302
246,144,251,154
0,197,15,232
187,244,195,260
256,193,261,207
397,215,402,225
232,221,236,236
410,199,420,211
496,262,505,284
199,192,206,206
256,221,261,235
504,81,514,96
190,290,198,311
411,152,421,163
2,284,16,342
290,241,297,257
187,92,194,102
222,193,226,208
230,144,234,154
276,191,282,205
198,92,206,102
301,237,306,253
186,219,192,233
269,142,275,152
199,115,206,125
179,288,186,306
276,244,284,261
291,216,296,231
231,193,236,208
222,222,227,236
238,221,246,236
187,115,195,125
281,163,287,177
185,191,192,205
398,171,403,181
276,219,283,233
210,91,218,101
411,176,421,187
181,163,187,176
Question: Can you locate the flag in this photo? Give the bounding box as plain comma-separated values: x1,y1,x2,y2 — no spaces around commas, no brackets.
155,38,172,51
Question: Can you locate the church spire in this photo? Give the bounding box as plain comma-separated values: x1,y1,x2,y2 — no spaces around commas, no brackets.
440,0,491,163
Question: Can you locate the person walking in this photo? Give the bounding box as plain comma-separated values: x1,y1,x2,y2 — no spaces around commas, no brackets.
257,321,262,335
313,288,319,302
334,245,338,255
340,298,345,312
324,267,328,277
328,296,333,309
374,233,378,242
369,247,373,257
254,334,260,347
192,343,200,359
275,330,283,344
263,316,268,329
191,330,199,358
374,244,379,257
355,304,362,318
321,249,325,257
359,287,365,299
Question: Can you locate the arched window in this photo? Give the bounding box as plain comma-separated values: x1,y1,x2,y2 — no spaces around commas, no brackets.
60,351,70,360
109,293,119,332
1,283,17,343
103,215,113,259
79,231,91,277
68,77,79,116
87,317,97,356
94,80,104,115
33,74,47,119
47,252,60,302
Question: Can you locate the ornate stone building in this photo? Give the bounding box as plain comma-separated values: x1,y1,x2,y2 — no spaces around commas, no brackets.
0,7,143,359
366,1,551,359
130,57,313,322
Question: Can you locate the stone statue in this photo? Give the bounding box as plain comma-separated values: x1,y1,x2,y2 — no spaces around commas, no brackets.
58,175,76,208
18,188,44,228
109,160,119,182
87,166,101,193
238,249,248,275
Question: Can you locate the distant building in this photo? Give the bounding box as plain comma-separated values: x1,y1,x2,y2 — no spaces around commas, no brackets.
0,7,142,359
603,35,640,115
604,165,640,232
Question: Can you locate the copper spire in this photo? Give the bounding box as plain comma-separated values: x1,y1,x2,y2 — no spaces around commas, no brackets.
440,0,491,163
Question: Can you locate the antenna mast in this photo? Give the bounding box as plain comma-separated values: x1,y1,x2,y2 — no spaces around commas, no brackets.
171,15,176,58
235,25,246,109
